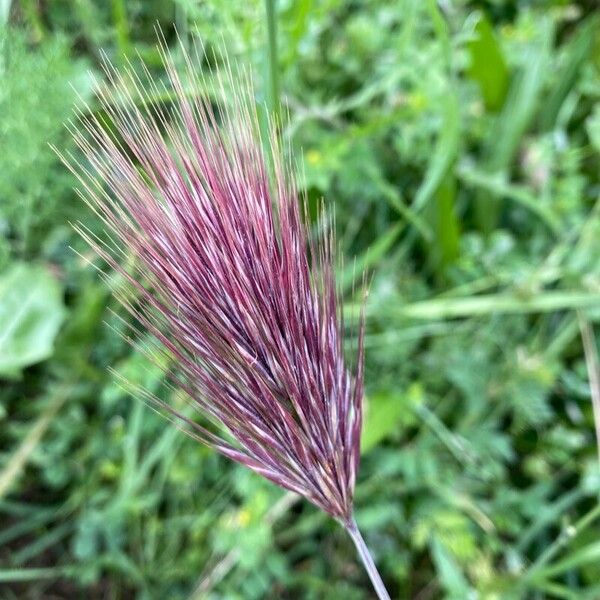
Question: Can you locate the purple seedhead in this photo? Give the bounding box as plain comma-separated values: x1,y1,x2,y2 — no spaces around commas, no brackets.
59,43,391,599
59,45,364,525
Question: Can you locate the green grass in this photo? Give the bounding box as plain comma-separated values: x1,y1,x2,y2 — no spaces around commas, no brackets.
1,1,600,598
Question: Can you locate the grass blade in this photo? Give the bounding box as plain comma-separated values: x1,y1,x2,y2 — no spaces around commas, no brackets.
476,17,553,232
466,13,510,111
0,385,70,500
540,16,599,131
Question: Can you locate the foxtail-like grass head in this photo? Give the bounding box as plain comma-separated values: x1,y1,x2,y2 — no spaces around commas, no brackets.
58,41,365,525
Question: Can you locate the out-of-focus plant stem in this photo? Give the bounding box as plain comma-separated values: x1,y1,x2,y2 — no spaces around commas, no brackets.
345,517,391,600
0,384,70,499
578,312,600,472
525,501,600,581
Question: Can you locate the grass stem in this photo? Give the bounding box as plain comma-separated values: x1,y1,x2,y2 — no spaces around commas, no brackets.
345,517,391,600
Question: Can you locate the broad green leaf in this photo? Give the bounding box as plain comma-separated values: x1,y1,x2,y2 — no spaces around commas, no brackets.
467,14,510,112
0,262,66,377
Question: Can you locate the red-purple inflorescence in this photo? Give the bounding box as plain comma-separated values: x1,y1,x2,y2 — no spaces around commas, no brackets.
60,45,365,523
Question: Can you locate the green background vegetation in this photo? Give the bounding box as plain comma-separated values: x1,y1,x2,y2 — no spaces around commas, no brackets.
2,0,600,598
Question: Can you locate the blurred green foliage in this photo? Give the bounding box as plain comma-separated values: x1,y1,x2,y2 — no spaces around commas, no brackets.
1,0,600,598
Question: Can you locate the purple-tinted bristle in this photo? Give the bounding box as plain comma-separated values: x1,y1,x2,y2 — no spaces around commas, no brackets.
60,43,365,522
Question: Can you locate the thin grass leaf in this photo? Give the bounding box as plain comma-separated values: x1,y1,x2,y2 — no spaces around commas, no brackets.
111,0,131,60
429,173,460,278
346,291,600,321
458,164,561,235
412,77,460,214
540,16,599,131
340,223,402,292
0,566,80,583
466,13,509,112
476,17,554,232
531,541,600,580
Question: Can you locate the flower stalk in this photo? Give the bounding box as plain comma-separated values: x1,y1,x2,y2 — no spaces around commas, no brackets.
345,517,391,600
